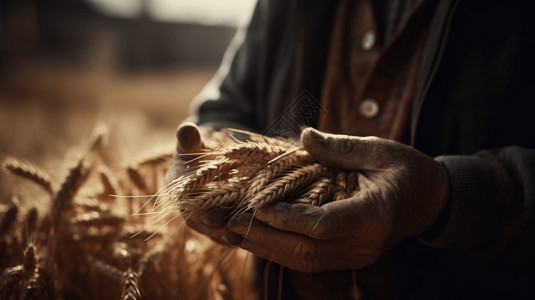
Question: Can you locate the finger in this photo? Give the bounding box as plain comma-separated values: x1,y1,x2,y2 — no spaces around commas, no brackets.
188,207,228,228
228,212,347,260
254,202,328,239
185,219,242,245
239,240,374,272
300,127,394,170
176,122,204,154
255,196,376,240
238,239,324,272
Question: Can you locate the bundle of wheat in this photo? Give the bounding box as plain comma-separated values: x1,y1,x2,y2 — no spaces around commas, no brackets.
160,126,360,222
0,125,254,300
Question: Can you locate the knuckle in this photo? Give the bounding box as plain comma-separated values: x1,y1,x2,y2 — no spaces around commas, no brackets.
310,214,334,239
335,138,354,154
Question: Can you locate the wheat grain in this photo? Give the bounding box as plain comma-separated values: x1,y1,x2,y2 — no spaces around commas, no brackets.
2,157,54,195
333,172,348,201
346,171,359,196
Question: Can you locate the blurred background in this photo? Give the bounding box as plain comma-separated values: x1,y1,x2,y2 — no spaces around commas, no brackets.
0,0,257,201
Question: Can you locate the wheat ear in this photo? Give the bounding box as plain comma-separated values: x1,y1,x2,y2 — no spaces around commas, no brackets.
178,159,238,195
180,183,244,213
0,265,24,299
50,159,91,226
23,245,37,274
2,157,54,195
295,176,333,206
247,164,326,211
245,150,312,199
22,268,52,300
121,269,141,300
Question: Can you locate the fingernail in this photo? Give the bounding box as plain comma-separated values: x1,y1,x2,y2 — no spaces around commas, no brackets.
228,214,249,234
303,128,328,146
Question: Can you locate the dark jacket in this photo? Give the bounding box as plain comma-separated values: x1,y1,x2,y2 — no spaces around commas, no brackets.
191,0,535,298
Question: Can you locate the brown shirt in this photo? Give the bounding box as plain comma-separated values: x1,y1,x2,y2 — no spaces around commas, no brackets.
319,0,436,145
293,1,438,299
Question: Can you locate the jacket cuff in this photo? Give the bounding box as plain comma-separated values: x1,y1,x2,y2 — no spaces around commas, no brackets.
419,155,502,250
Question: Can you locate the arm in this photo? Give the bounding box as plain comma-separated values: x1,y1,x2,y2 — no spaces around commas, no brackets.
422,146,535,260
188,1,262,132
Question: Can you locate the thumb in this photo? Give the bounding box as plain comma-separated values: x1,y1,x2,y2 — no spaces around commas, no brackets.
176,122,204,154
300,127,385,170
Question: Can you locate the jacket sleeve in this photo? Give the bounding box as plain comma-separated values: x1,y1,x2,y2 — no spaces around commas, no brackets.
187,2,263,132
420,146,535,263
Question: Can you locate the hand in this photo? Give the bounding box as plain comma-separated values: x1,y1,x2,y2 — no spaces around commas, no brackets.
165,122,243,245
227,128,450,272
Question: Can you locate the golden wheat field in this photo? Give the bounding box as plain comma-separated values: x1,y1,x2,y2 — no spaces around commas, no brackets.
0,65,262,299
0,124,257,299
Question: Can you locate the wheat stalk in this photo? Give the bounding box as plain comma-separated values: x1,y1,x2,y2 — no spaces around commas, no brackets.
22,268,52,300
0,202,18,237
23,208,38,244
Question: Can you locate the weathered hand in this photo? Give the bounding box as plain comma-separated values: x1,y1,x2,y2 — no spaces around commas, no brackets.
228,128,450,272
165,122,242,245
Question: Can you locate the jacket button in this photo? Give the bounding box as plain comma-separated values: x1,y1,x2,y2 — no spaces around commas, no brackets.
362,30,376,51
359,99,379,118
